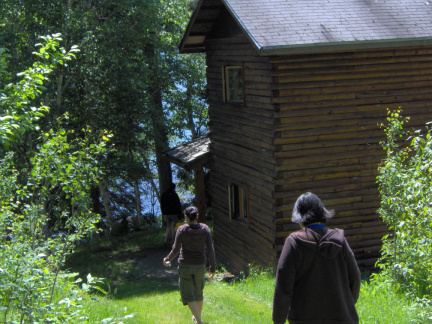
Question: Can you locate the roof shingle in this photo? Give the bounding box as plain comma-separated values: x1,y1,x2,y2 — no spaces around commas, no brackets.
222,0,432,53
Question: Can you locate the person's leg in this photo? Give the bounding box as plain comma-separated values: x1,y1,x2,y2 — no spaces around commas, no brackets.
163,215,169,245
187,302,203,324
192,265,206,322
168,221,176,245
196,300,203,316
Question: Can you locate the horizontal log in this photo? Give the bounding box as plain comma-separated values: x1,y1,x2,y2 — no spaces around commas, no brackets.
273,61,432,79
211,175,277,220
210,137,275,165
207,55,270,64
272,53,432,70
244,88,273,98
215,238,275,273
211,126,274,148
214,211,275,255
278,108,388,125
209,112,275,137
276,131,384,148
349,238,383,250
277,189,380,210
356,257,379,268
211,157,275,191
345,231,390,244
276,154,383,173
276,198,379,214
245,94,273,104
211,146,276,179
211,135,274,158
276,100,432,119
208,98,275,117
277,162,373,182
276,79,432,98
207,96,276,111
275,173,377,192
276,209,380,227
212,173,276,206
275,115,387,132
275,69,432,86
246,68,274,77
211,101,275,119
275,183,379,203
275,143,382,160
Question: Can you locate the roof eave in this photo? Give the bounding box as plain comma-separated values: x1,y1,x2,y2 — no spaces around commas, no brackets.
259,37,432,56
178,0,206,54
221,0,262,54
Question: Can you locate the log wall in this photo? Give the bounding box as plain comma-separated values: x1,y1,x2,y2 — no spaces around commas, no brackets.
203,7,432,273
272,47,432,268
206,34,278,274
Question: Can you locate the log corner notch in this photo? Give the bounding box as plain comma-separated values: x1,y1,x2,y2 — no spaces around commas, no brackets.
162,136,211,223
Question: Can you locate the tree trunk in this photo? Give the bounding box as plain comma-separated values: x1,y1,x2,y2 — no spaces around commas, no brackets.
151,88,172,197
134,178,142,220
99,180,114,230
186,79,197,138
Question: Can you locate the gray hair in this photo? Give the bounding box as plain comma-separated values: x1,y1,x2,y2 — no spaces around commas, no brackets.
292,192,334,225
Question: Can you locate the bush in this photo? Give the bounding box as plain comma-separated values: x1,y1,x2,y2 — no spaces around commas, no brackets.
376,109,432,319
0,35,131,323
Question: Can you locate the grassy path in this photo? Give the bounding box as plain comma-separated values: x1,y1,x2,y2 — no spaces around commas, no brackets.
68,230,423,323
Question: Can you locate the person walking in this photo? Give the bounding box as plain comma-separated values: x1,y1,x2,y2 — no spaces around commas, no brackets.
273,192,361,324
160,183,182,247
163,206,216,324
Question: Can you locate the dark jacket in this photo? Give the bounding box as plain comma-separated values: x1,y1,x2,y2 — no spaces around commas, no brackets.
160,188,181,215
273,228,361,324
165,223,216,273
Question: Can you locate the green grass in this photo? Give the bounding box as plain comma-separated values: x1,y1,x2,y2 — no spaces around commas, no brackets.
357,281,422,323
67,229,427,323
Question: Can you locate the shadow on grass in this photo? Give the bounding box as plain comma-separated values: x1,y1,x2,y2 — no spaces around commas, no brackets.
65,229,182,299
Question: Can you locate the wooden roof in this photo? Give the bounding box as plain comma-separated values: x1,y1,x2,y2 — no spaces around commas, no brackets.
162,137,210,171
180,0,432,55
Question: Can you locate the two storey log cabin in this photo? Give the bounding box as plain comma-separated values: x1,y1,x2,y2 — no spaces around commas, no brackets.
178,0,432,273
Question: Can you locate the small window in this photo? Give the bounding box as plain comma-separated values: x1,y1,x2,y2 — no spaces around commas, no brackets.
228,183,250,225
223,66,244,102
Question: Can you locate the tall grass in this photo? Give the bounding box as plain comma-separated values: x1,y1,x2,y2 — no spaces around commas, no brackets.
67,231,426,323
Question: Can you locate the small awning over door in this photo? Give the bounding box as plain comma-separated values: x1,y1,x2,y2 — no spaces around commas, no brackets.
162,136,211,223
162,136,210,171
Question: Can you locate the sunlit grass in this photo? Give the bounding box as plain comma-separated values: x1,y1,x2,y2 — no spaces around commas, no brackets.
68,230,427,323
82,275,423,324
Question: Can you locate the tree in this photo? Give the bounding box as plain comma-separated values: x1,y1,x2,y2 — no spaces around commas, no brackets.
0,34,130,324
1,0,208,227
377,110,432,306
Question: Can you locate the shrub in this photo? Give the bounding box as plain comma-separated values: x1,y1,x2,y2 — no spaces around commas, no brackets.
376,109,432,318
0,35,131,323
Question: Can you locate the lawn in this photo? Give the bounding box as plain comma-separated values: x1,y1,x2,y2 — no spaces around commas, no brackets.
66,229,425,323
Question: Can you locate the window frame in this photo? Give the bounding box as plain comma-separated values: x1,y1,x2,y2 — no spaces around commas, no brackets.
228,182,250,227
222,65,245,103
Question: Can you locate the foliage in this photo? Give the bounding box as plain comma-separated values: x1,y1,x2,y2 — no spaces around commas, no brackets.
0,35,131,323
0,34,78,147
1,0,208,224
376,109,432,320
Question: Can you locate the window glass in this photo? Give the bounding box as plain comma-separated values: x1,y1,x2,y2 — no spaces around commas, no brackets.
242,187,248,220
224,66,243,102
228,183,249,224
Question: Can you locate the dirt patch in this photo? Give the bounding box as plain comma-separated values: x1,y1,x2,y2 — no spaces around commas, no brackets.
136,248,179,286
